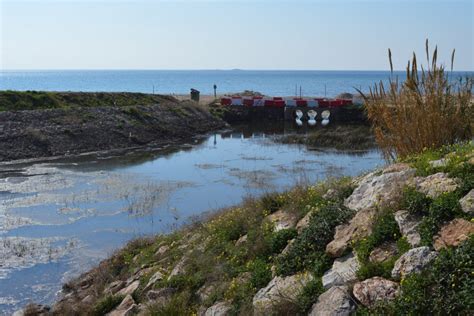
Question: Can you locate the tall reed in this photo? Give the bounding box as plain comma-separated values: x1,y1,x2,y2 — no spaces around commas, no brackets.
359,40,473,160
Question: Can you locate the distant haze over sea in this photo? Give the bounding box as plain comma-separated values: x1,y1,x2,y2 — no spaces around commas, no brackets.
1,70,472,97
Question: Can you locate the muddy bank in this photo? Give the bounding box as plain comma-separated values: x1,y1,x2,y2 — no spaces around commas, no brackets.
278,124,376,151
0,97,226,162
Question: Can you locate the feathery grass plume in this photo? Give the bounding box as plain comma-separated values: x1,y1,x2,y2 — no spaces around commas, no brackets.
357,40,473,160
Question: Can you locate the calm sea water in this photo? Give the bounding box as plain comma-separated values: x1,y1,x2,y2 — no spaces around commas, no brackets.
2,70,472,97
0,124,384,314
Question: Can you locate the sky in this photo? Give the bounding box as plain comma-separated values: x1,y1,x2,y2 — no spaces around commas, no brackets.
0,0,473,70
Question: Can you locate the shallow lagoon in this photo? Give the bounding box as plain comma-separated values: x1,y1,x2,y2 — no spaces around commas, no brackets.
0,124,384,314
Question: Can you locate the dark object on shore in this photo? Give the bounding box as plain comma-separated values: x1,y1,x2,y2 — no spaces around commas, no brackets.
190,88,200,102
213,84,217,98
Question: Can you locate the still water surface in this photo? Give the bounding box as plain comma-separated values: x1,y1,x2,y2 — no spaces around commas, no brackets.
0,125,384,314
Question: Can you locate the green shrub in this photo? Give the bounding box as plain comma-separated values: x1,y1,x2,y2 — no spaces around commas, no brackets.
354,211,403,280
296,277,325,314
248,258,272,289
267,228,298,255
419,191,464,245
381,236,473,314
401,187,432,215
260,192,286,213
275,202,354,276
354,210,401,261
449,162,474,195
146,290,193,316
92,295,124,316
396,237,411,254
356,258,397,280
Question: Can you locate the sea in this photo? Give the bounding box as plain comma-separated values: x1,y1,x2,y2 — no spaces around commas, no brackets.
1,70,472,97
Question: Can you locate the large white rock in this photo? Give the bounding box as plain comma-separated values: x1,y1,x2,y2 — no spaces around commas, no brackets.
433,218,474,251
264,210,298,232
309,285,355,316
204,301,232,316
106,295,138,316
344,163,416,212
460,189,474,215
322,253,359,289
391,246,437,279
116,280,140,297
252,272,313,315
415,173,459,198
353,277,399,307
144,270,164,291
326,208,377,258
394,210,421,247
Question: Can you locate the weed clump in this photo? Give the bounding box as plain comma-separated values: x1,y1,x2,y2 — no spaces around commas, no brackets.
361,40,473,160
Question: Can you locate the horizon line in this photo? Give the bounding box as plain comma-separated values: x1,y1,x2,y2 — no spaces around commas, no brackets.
2,68,473,72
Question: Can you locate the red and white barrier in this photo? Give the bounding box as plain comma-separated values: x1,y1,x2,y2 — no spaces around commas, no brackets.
221,96,353,108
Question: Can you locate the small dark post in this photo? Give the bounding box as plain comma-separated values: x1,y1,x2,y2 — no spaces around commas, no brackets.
213,84,217,98
190,88,200,102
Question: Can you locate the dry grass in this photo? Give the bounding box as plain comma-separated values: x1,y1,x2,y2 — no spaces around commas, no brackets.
360,40,473,160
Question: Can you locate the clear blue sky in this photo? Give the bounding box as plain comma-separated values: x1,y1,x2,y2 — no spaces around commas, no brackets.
1,0,473,70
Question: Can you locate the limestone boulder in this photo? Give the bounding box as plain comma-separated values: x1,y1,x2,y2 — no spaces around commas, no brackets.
353,277,399,307
296,211,313,233
116,280,140,297
394,210,422,247
106,295,138,316
459,189,474,215
429,158,448,168
309,285,355,316
326,208,377,257
264,210,298,232
415,173,459,198
322,253,359,289
344,163,416,211
391,246,437,279
144,270,164,291
369,242,398,263
433,218,474,251
155,245,169,257
204,301,232,316
168,257,187,280
235,234,248,247
103,280,125,295
253,272,313,315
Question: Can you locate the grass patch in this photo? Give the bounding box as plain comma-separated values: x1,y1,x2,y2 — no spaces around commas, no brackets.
275,201,354,276
359,236,474,315
92,295,124,316
418,191,465,245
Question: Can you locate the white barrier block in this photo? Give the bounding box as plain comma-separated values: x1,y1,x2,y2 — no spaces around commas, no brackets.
285,99,296,107
231,98,243,106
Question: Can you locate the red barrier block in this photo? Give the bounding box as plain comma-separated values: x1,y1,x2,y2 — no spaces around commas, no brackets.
264,100,274,107
243,98,254,106
221,98,231,106
274,100,285,108
296,99,307,107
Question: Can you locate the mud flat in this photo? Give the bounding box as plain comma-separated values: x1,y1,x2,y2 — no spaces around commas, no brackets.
0,92,226,162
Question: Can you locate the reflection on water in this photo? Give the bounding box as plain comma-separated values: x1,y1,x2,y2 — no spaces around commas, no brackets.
0,124,384,314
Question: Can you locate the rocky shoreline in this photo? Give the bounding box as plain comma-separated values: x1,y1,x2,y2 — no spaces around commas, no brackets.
19,142,473,315
0,95,226,162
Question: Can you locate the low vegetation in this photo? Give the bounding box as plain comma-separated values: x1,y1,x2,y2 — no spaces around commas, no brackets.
0,91,176,111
